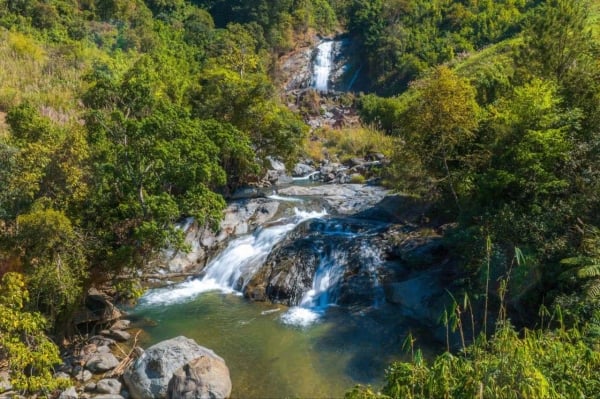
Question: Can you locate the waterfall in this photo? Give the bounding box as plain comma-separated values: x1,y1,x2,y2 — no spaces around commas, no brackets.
281,221,386,327
140,206,387,329
140,208,327,306
312,40,334,92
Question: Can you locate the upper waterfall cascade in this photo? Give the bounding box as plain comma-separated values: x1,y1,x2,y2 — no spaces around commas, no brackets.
312,40,334,92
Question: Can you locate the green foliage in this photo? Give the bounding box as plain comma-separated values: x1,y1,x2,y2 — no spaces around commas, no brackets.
347,323,600,399
15,207,87,325
0,272,68,393
392,66,480,205
520,0,593,82
346,0,534,94
561,223,600,299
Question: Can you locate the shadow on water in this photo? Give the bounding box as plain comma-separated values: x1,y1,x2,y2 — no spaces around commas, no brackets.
312,305,444,385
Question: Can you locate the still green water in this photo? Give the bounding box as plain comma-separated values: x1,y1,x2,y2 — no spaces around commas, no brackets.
130,290,430,398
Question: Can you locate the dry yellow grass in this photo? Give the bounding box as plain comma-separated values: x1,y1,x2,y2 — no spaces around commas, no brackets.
0,29,120,118
304,126,396,162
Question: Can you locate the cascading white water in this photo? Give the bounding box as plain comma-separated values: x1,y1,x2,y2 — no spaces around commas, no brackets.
281,225,386,327
140,208,327,307
313,41,334,92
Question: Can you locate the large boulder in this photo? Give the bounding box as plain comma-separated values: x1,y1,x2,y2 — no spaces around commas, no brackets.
244,227,320,305
123,337,228,399
167,356,232,399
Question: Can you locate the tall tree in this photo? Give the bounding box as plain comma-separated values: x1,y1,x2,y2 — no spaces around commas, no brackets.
403,66,480,207
521,0,592,82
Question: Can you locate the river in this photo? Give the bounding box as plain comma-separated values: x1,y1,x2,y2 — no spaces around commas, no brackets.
128,40,443,398
128,195,442,397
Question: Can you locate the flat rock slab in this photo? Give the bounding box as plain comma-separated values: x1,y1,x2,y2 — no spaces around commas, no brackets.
278,184,389,214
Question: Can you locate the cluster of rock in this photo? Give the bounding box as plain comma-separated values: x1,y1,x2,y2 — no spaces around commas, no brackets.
54,319,132,399
54,333,231,399
262,154,387,187
156,197,281,276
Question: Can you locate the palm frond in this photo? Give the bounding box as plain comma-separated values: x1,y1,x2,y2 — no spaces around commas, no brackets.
585,280,600,299
576,264,600,279
560,256,592,266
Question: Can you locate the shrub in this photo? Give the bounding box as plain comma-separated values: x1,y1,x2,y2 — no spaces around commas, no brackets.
0,273,68,394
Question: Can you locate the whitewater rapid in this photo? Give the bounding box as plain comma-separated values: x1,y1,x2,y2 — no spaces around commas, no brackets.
139,208,327,313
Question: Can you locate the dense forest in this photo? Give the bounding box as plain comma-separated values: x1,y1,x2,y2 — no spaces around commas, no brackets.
0,0,599,397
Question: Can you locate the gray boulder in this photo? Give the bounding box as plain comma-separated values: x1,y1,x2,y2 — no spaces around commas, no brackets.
108,329,131,342
86,353,119,373
96,379,122,395
0,371,12,392
167,356,232,399
292,163,315,177
74,369,93,382
123,336,227,399
59,387,78,399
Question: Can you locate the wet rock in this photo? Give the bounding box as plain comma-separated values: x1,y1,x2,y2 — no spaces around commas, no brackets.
230,187,263,200
110,319,131,330
383,268,448,325
123,336,226,399
59,387,78,399
93,395,125,399
167,355,232,399
162,199,280,274
85,353,119,373
96,379,121,395
108,329,131,342
246,217,389,307
244,229,320,305
278,184,389,215
292,163,315,177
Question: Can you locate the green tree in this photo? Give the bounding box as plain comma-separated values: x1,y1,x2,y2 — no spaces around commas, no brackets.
403,66,480,207
0,272,68,394
84,60,228,277
521,0,592,82
15,208,87,327
475,79,573,210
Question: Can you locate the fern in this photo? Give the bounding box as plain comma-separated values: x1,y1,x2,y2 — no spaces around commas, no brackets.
560,224,600,300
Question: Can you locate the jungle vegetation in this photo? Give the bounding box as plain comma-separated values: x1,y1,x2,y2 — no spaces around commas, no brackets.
0,0,599,396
